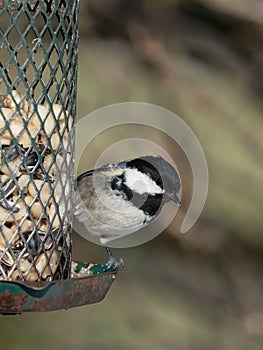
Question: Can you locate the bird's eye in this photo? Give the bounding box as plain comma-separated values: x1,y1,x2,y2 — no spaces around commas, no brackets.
156,177,163,187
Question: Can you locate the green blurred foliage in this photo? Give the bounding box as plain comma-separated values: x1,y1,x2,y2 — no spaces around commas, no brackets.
1,1,263,349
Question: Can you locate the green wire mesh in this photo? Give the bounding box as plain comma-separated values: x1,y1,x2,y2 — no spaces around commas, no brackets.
0,0,79,282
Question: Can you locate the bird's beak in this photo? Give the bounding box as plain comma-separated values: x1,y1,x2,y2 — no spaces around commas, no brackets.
167,192,182,206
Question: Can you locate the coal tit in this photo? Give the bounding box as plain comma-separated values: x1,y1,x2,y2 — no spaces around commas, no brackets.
74,155,181,269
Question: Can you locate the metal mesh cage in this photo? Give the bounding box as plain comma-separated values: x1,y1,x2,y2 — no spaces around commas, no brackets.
0,0,79,281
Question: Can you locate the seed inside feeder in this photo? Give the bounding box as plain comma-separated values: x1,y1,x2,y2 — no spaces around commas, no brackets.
0,91,72,281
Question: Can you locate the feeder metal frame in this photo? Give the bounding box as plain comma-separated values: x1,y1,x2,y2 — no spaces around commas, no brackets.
0,0,79,282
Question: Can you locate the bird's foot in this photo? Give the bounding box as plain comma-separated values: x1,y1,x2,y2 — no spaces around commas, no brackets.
89,256,124,275
104,245,124,271
105,256,124,271
88,246,124,275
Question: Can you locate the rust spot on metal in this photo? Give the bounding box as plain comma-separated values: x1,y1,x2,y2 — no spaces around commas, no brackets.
0,290,28,313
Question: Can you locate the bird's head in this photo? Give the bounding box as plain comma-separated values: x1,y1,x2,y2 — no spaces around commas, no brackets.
123,156,181,206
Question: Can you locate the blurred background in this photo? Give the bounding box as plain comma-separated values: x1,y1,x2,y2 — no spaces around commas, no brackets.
1,0,263,349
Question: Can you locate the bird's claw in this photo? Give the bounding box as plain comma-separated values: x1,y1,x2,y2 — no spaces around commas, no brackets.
105,256,124,271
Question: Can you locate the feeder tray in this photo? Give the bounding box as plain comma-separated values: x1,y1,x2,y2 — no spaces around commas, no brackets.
0,263,123,314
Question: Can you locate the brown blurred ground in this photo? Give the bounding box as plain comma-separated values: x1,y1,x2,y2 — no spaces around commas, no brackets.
1,1,263,349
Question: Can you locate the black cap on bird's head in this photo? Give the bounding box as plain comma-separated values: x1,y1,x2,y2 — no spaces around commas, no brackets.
126,155,181,205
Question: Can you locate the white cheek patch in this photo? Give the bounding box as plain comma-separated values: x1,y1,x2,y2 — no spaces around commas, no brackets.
124,168,164,195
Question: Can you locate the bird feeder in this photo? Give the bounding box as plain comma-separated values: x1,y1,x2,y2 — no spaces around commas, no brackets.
0,0,119,314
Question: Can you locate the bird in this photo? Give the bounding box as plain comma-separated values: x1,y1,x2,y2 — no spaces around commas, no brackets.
73,155,181,270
